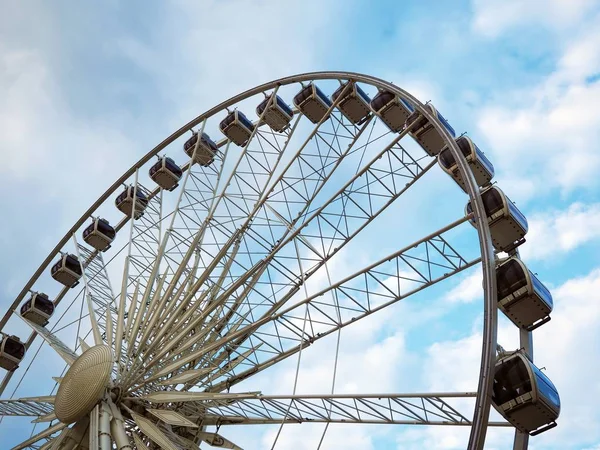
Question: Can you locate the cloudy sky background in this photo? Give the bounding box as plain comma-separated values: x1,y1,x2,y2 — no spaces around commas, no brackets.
1,0,600,448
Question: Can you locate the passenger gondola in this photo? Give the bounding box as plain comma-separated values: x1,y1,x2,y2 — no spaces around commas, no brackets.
21,292,54,327
0,334,26,371
331,81,372,124
256,94,294,132
20,292,55,326
183,132,218,166
51,253,83,288
219,110,255,147
496,257,553,330
438,136,495,191
493,350,560,435
465,186,528,252
83,217,116,252
405,103,456,156
370,90,415,132
293,83,333,124
115,185,148,219
149,156,183,191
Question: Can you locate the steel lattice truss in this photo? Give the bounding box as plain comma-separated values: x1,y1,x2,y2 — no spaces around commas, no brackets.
0,74,510,450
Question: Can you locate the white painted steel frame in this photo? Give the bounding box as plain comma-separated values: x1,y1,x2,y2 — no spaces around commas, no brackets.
0,72,502,450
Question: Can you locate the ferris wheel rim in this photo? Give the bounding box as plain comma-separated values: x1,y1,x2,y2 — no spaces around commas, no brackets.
0,70,499,449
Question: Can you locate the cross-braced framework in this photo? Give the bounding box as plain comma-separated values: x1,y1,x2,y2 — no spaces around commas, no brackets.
0,72,554,450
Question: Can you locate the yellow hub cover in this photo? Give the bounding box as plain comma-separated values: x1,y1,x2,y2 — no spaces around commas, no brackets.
55,345,113,424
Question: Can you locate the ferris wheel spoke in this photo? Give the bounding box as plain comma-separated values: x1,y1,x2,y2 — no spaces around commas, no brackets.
144,116,401,357
124,121,215,332
149,90,283,320
45,417,89,450
125,261,268,388
73,239,104,346
122,406,180,450
120,151,220,366
0,396,55,417
75,242,118,343
181,136,435,359
126,111,366,366
151,234,243,343
9,421,67,450
132,432,151,450
125,274,165,362
228,125,429,310
132,392,508,428
114,173,144,372
118,182,163,311
206,216,477,393
133,231,246,361
18,319,77,365
32,411,57,424
157,88,371,323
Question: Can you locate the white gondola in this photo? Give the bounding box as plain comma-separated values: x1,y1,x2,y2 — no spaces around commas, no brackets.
331,81,371,124
293,83,332,124
115,185,148,219
493,351,560,435
219,110,255,147
149,156,183,191
0,334,25,371
405,103,456,156
83,217,116,252
51,253,83,288
496,257,553,330
183,132,218,166
370,90,415,132
256,94,294,132
438,136,495,191
20,292,55,326
465,186,528,252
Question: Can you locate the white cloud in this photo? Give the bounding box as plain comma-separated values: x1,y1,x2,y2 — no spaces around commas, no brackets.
261,421,376,450
477,21,600,201
471,0,597,37
396,267,600,449
0,47,137,182
110,0,353,132
520,202,600,261
446,270,482,304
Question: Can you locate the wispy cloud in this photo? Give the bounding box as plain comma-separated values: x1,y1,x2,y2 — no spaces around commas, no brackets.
520,202,600,261
471,0,598,37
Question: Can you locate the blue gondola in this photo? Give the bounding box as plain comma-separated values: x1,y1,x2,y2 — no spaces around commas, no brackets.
220,110,255,147
115,185,148,219
150,156,183,191
184,132,218,166
370,90,415,132
293,83,332,124
83,217,116,252
496,257,553,330
465,186,528,252
405,103,456,156
0,334,25,371
331,81,371,124
51,253,82,288
20,292,55,326
438,136,495,191
493,351,560,435
256,94,294,132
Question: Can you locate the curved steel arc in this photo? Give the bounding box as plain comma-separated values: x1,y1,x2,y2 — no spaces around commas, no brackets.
1,71,498,449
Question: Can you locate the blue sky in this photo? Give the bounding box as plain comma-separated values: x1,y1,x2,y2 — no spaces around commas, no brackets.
1,0,600,449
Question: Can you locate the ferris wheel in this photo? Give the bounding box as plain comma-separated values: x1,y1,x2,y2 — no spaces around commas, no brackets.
0,72,560,449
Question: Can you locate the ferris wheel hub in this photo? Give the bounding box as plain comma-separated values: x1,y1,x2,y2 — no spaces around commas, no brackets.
54,344,113,424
